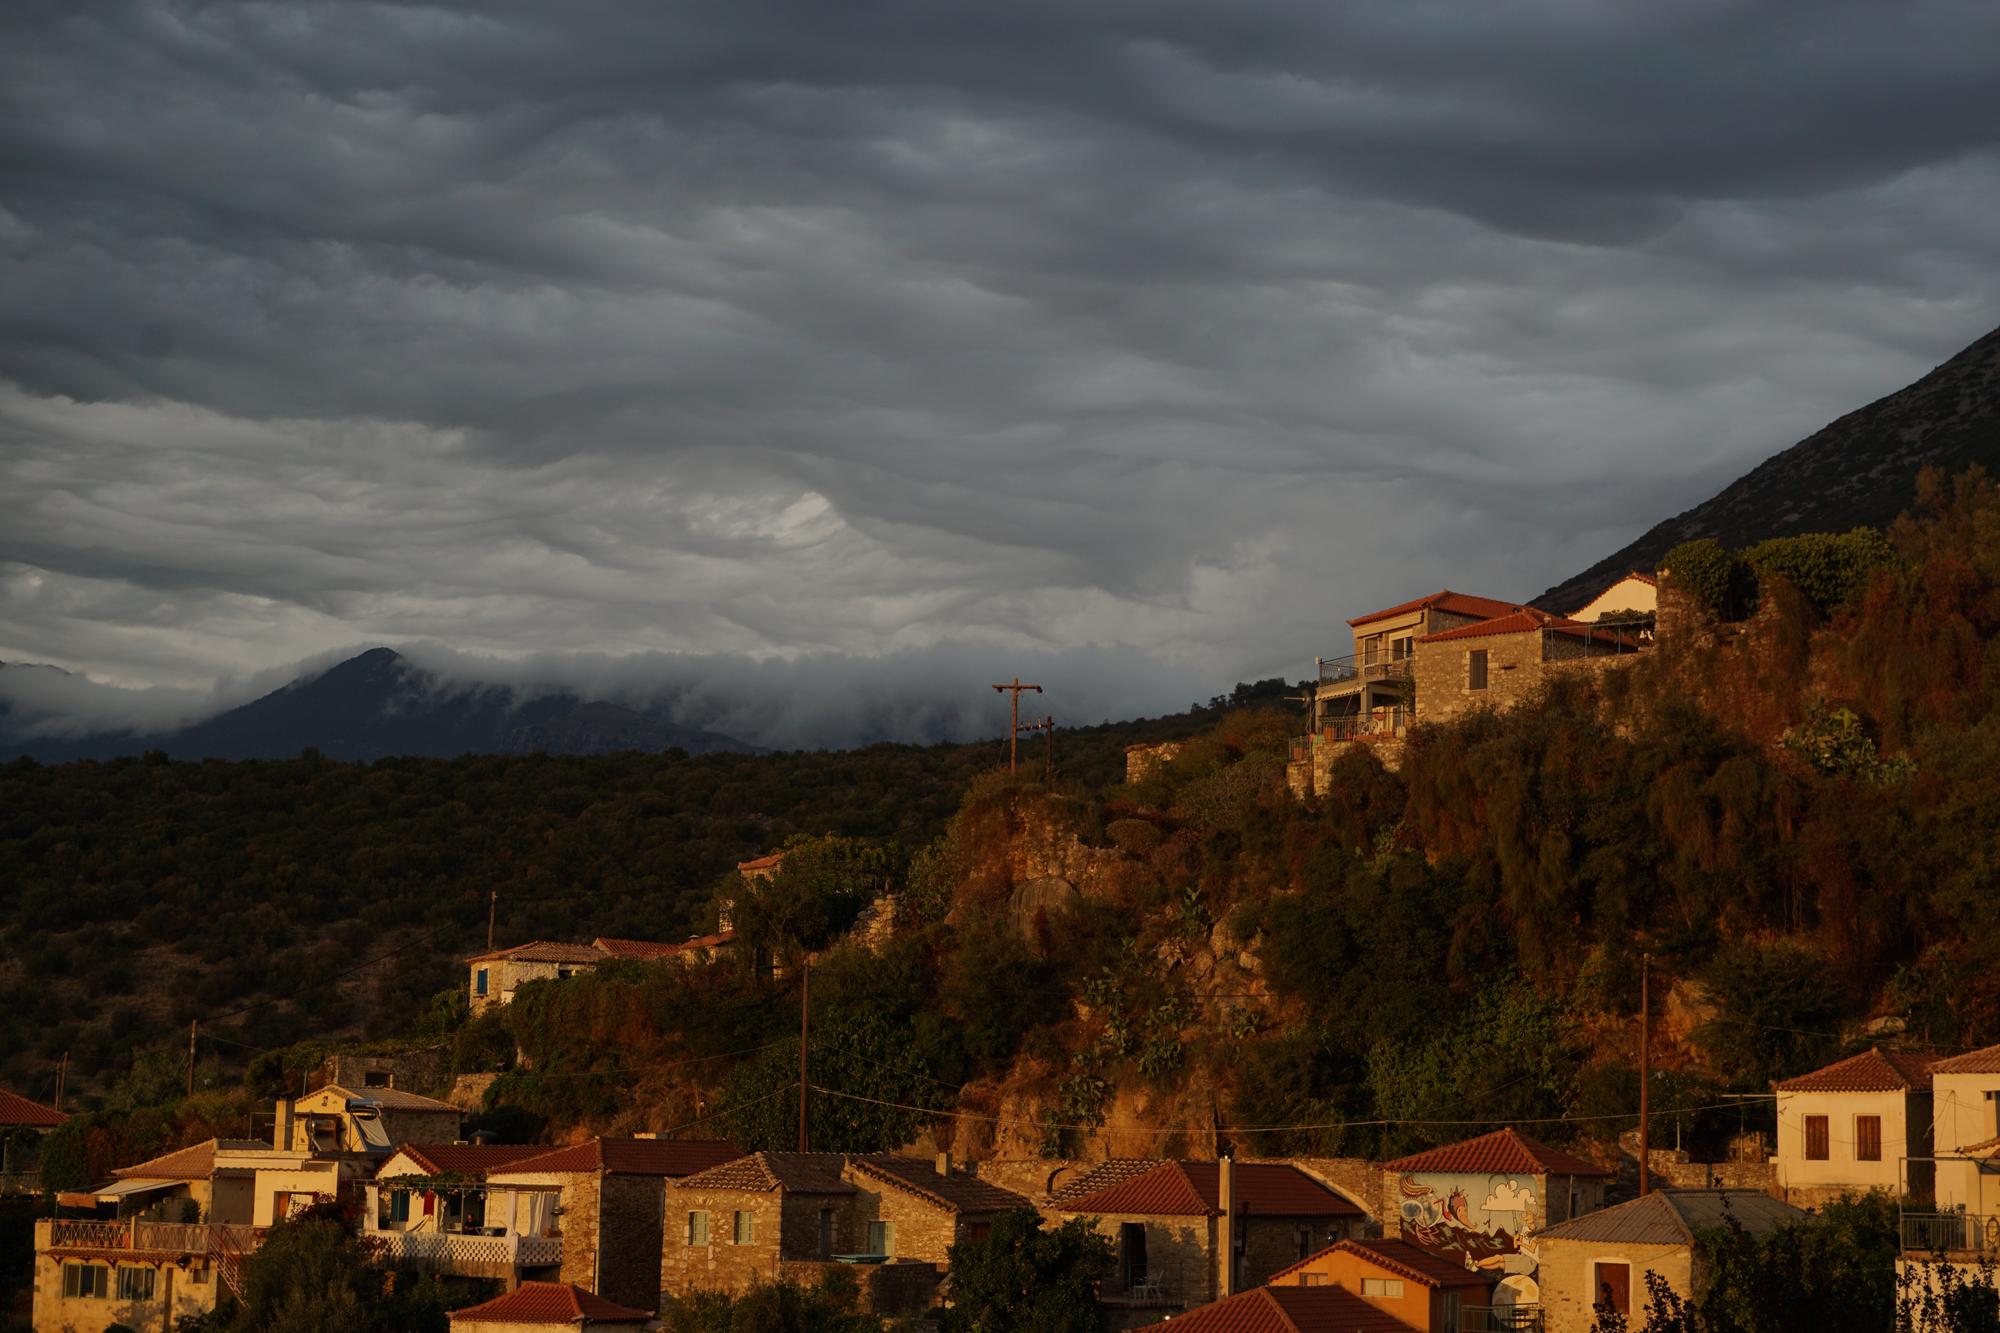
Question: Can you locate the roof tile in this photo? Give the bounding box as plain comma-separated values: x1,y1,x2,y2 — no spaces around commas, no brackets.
593,932,735,961
464,940,606,965
847,1157,1032,1214
1534,1189,1806,1245
448,1281,651,1325
1162,1286,1412,1333
1349,591,1526,629
0,1088,65,1128
495,1137,742,1178
317,1084,463,1112
381,1143,549,1178
1382,1128,1613,1178
112,1138,268,1181
1047,1158,1166,1205
1063,1160,1362,1218
673,1151,856,1194
1269,1237,1492,1289
1925,1043,2000,1076
1774,1048,1937,1092
1417,609,1568,643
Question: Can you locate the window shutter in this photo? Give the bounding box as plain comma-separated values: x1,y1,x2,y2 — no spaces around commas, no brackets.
1805,1115,1830,1160
1856,1116,1882,1161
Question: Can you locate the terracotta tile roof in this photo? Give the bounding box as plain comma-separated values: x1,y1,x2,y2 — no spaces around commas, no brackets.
1160,1286,1412,1333
1047,1158,1166,1205
1535,1189,1806,1246
1773,1047,1937,1092
318,1084,463,1113
672,1151,856,1194
0,1088,65,1128
1925,1043,2000,1075
1063,1160,1362,1218
112,1138,267,1181
592,932,735,961
1949,1134,2000,1157
1382,1128,1613,1178
1269,1237,1492,1289
382,1143,549,1178
1417,608,1567,643
1349,591,1526,629
736,853,785,873
495,1137,743,1178
448,1281,652,1325
847,1157,1032,1214
465,940,606,965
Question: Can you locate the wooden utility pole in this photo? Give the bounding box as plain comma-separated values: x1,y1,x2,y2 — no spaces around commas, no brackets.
1639,952,1651,1197
797,961,811,1153
187,1020,198,1099
55,1052,67,1114
990,678,1043,772
1017,716,1055,783
487,889,497,951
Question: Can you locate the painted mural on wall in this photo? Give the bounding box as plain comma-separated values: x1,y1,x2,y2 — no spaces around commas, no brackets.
1397,1170,1544,1300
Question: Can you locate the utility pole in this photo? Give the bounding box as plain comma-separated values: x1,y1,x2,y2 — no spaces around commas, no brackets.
55,1052,67,1114
1639,952,1651,1197
1017,716,1055,783
797,961,811,1152
487,889,497,951
990,678,1043,772
187,1020,198,1099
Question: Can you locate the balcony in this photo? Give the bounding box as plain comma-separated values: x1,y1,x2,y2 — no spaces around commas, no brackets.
365,1228,562,1277
1461,1305,1545,1332
1318,653,1414,686
1901,1212,2000,1255
40,1218,255,1257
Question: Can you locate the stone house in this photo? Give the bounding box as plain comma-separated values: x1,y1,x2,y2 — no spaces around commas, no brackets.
364,1143,561,1284
1140,1284,1411,1333
1380,1127,1613,1320
448,1281,652,1332
1772,1047,1936,1208
1058,1158,1367,1316
1411,609,1638,728
487,1137,742,1313
662,1152,858,1295
840,1154,1033,1263
1266,1237,1496,1333
468,935,738,1013
1,1086,65,1194
277,1083,463,1156
1532,1189,1806,1333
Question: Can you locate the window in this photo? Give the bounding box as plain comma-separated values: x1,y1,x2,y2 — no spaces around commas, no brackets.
867,1220,895,1255
1805,1115,1830,1161
475,968,489,996
1301,1273,1329,1287
1296,1224,1314,1260
1119,1222,1148,1292
383,1189,411,1226
733,1210,754,1245
1468,649,1489,691
117,1266,156,1302
687,1210,710,1246
1443,1292,1462,1328
1360,1278,1406,1298
963,1221,991,1245
1857,1115,1883,1161
62,1264,109,1299
363,1070,391,1087
1596,1262,1631,1317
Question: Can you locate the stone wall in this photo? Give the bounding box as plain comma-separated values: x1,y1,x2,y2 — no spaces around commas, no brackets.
661,1186,853,1298
1238,1216,1325,1290
852,894,901,954
1276,1157,1388,1228
32,1247,220,1333
1125,742,1185,784
1411,627,1548,726
1536,1237,1690,1333
314,1048,453,1099
597,1174,667,1312
1073,1211,1218,1305
843,1171,959,1264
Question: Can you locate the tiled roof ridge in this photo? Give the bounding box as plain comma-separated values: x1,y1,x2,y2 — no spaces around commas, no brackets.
1774,1046,1938,1091
1349,590,1527,628
448,1280,652,1324
464,939,606,964
1417,608,1574,643
1922,1042,2000,1075
1381,1127,1613,1177
317,1083,462,1111
0,1087,67,1127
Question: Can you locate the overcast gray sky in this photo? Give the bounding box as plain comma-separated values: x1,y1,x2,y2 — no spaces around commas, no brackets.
4,1,1999,741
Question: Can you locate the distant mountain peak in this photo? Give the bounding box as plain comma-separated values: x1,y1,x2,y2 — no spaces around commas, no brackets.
1540,321,2000,611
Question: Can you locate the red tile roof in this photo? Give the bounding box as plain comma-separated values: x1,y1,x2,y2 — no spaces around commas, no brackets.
592,932,734,961
1925,1043,2000,1075
1417,609,1567,643
465,940,606,965
736,853,785,872
1774,1047,1937,1092
383,1143,548,1178
847,1157,1032,1214
112,1138,268,1180
495,1137,742,1177
1269,1237,1493,1289
1063,1160,1362,1218
316,1084,463,1112
448,1281,651,1325
1047,1158,1166,1204
1349,591,1525,629
673,1151,856,1194
1382,1128,1613,1178
0,1088,65,1128
1160,1286,1412,1333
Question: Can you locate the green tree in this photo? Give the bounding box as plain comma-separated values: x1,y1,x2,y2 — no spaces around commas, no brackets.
203,1205,450,1333
942,1209,1112,1333
733,835,899,959
657,1270,878,1332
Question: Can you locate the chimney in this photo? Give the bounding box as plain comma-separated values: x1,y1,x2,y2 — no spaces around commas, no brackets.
1218,1155,1235,1298
935,1151,952,1178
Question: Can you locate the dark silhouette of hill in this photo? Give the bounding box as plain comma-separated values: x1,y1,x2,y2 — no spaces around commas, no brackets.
0,647,756,761
1541,322,2000,610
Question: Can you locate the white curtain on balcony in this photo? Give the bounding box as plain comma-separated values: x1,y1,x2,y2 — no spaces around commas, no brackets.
513,1189,555,1238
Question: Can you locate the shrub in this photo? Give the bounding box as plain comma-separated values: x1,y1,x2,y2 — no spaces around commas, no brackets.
1745,528,1895,615
1663,537,1752,619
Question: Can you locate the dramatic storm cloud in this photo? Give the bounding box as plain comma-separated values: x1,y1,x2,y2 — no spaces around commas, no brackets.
4,2,1999,739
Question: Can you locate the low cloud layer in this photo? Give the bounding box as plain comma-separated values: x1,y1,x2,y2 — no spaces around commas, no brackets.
4,3,1999,744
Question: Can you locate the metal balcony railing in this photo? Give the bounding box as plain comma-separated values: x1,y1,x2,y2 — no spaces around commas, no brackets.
1902,1212,2000,1254
1461,1304,1545,1333
1318,653,1414,685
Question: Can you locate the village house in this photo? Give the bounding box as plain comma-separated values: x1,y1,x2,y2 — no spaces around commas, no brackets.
0,1086,65,1194
839,1153,1033,1263
1141,1284,1412,1333
1380,1127,1614,1323
1771,1047,1936,1208
1531,1189,1807,1333
662,1151,858,1293
1267,1237,1496,1333
447,1281,652,1333
277,1082,464,1155
467,934,737,1014
1894,1041,2000,1266
364,1143,561,1284
1058,1157,1367,1322
1569,572,1658,624
486,1136,742,1312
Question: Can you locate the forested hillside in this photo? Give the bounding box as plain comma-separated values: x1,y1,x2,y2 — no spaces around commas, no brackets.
15,470,2000,1192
